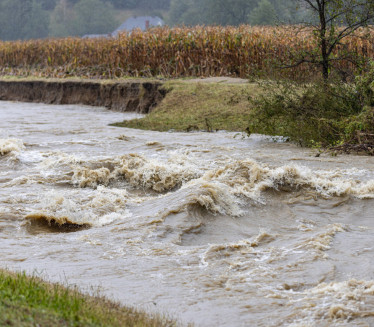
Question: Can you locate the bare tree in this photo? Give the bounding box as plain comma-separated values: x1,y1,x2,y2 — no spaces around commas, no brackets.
293,0,374,80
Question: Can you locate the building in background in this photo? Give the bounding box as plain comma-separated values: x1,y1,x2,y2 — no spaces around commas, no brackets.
113,16,164,35
84,16,164,38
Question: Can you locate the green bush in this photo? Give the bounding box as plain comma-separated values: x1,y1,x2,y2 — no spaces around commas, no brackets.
249,64,374,147
355,61,374,107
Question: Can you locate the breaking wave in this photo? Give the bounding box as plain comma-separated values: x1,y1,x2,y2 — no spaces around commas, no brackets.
68,155,374,217
0,138,24,156
72,167,112,188
72,153,202,192
165,159,374,216
25,186,131,227
202,159,374,199
159,181,243,217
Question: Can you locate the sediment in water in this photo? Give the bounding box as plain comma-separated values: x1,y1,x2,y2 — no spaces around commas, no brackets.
0,79,167,113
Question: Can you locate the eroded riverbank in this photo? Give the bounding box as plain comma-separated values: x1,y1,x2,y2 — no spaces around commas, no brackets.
0,79,166,113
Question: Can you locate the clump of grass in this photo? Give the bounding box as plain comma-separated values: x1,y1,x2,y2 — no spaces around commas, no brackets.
0,269,176,327
113,81,256,132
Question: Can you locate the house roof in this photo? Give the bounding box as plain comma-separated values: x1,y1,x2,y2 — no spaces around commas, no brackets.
82,34,109,38
113,16,164,35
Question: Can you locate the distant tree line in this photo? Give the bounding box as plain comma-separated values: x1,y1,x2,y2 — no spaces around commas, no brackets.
0,0,119,40
168,0,305,26
109,0,170,10
0,0,310,41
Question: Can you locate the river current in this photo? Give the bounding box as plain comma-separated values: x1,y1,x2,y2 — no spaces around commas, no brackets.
1,101,374,326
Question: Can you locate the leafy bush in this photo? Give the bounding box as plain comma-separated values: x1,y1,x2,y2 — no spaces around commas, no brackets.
249,64,374,147
355,61,374,107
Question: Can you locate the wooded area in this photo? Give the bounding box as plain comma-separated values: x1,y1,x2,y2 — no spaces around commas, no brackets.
0,0,306,40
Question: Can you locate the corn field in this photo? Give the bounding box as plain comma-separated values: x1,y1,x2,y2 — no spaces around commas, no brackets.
0,26,373,80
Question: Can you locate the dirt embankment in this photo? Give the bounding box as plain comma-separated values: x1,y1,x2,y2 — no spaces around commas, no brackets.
0,80,167,113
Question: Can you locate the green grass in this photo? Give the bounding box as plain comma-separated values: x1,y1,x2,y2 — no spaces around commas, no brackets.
0,269,176,327
112,81,258,132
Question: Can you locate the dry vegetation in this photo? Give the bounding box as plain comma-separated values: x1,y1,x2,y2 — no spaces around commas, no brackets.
0,26,372,80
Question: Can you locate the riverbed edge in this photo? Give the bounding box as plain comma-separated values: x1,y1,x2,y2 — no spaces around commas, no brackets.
0,78,167,114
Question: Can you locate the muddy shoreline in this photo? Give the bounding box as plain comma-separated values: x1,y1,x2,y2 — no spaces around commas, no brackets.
0,79,166,113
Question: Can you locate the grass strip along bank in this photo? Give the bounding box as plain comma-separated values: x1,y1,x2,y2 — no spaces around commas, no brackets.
113,80,255,133
0,269,175,327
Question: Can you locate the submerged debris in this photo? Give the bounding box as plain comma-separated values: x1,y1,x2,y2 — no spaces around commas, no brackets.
330,143,374,155
329,133,374,155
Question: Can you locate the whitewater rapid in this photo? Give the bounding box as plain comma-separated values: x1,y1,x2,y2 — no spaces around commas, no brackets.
1,101,374,326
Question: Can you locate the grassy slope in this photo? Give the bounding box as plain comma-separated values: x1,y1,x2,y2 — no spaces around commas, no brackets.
0,270,175,327
113,81,257,132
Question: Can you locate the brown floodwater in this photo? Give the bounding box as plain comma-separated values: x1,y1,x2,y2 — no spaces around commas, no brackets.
1,101,374,326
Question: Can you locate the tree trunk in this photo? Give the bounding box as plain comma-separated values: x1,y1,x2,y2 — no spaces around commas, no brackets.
321,39,329,80
319,0,329,80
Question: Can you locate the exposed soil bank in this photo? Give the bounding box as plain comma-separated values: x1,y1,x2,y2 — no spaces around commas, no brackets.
0,80,167,113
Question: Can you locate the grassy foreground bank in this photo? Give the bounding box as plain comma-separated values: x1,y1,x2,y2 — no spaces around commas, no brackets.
0,269,175,327
113,80,256,132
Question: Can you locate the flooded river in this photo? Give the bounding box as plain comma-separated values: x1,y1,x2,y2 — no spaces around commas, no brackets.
1,101,374,326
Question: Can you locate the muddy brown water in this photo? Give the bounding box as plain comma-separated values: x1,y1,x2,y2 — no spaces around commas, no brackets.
1,101,374,326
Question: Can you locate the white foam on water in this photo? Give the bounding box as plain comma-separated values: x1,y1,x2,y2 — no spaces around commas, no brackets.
288,279,374,326
0,138,24,156
25,186,131,227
